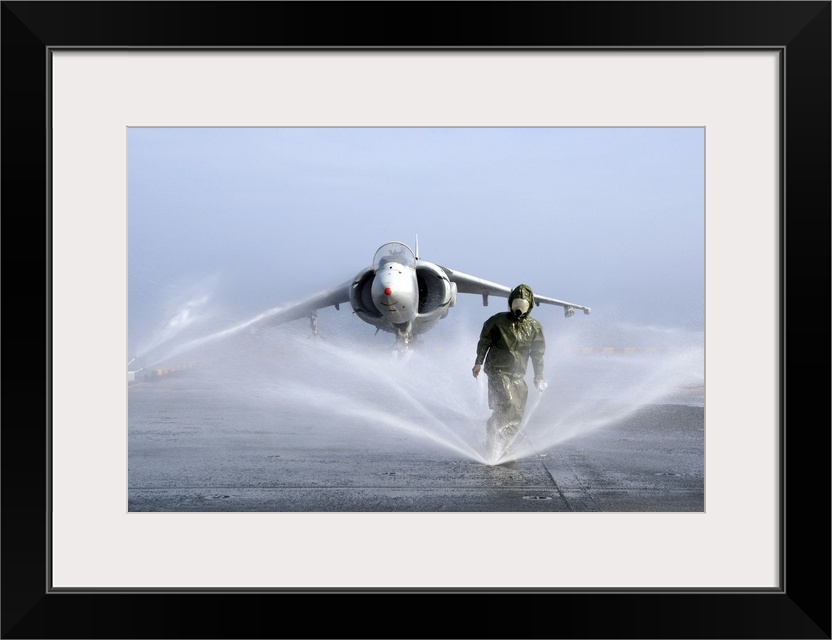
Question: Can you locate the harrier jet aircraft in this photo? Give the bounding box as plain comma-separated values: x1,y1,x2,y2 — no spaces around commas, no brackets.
257,240,590,347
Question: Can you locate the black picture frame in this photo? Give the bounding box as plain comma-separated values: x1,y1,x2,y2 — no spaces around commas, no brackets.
2,2,829,638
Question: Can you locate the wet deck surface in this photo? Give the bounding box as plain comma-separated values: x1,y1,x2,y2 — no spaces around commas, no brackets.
129,380,704,513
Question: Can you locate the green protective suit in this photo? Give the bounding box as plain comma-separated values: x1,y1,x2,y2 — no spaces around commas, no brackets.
474,284,545,457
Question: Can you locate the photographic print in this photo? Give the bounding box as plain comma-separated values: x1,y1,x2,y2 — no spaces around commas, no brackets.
127,126,705,513
50,46,780,594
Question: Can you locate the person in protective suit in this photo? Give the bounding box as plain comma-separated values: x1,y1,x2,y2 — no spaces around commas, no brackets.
472,284,546,461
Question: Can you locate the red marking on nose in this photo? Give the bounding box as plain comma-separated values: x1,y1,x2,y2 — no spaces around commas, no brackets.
384,287,392,296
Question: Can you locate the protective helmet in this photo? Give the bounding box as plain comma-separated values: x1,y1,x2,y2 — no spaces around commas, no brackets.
508,284,535,318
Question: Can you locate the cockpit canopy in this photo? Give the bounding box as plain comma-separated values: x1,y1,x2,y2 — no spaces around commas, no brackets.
373,242,416,270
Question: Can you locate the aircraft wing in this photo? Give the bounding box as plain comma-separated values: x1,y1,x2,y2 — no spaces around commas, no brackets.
249,280,353,329
440,266,591,316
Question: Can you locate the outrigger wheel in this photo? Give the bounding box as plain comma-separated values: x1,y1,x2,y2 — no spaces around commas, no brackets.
308,312,320,338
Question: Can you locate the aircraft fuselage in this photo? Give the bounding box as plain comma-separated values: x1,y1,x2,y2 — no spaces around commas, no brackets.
371,260,419,326
348,241,458,344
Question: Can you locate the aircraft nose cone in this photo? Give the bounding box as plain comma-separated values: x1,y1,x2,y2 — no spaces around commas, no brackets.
384,287,392,296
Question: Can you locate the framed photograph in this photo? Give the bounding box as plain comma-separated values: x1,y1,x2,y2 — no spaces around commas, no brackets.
3,2,829,638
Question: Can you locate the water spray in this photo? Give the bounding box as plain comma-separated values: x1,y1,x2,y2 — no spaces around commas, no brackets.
131,283,703,469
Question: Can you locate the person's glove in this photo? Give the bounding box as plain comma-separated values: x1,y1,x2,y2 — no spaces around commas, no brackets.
535,378,548,392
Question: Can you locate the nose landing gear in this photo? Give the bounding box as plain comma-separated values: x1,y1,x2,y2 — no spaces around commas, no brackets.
392,321,415,352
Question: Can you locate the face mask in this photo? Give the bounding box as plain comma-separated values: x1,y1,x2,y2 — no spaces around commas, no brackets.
511,298,530,318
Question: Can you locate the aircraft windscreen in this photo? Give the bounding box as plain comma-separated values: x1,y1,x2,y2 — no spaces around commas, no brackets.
373,242,416,270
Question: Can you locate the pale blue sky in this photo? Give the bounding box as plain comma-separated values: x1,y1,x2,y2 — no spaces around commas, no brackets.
128,127,704,358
